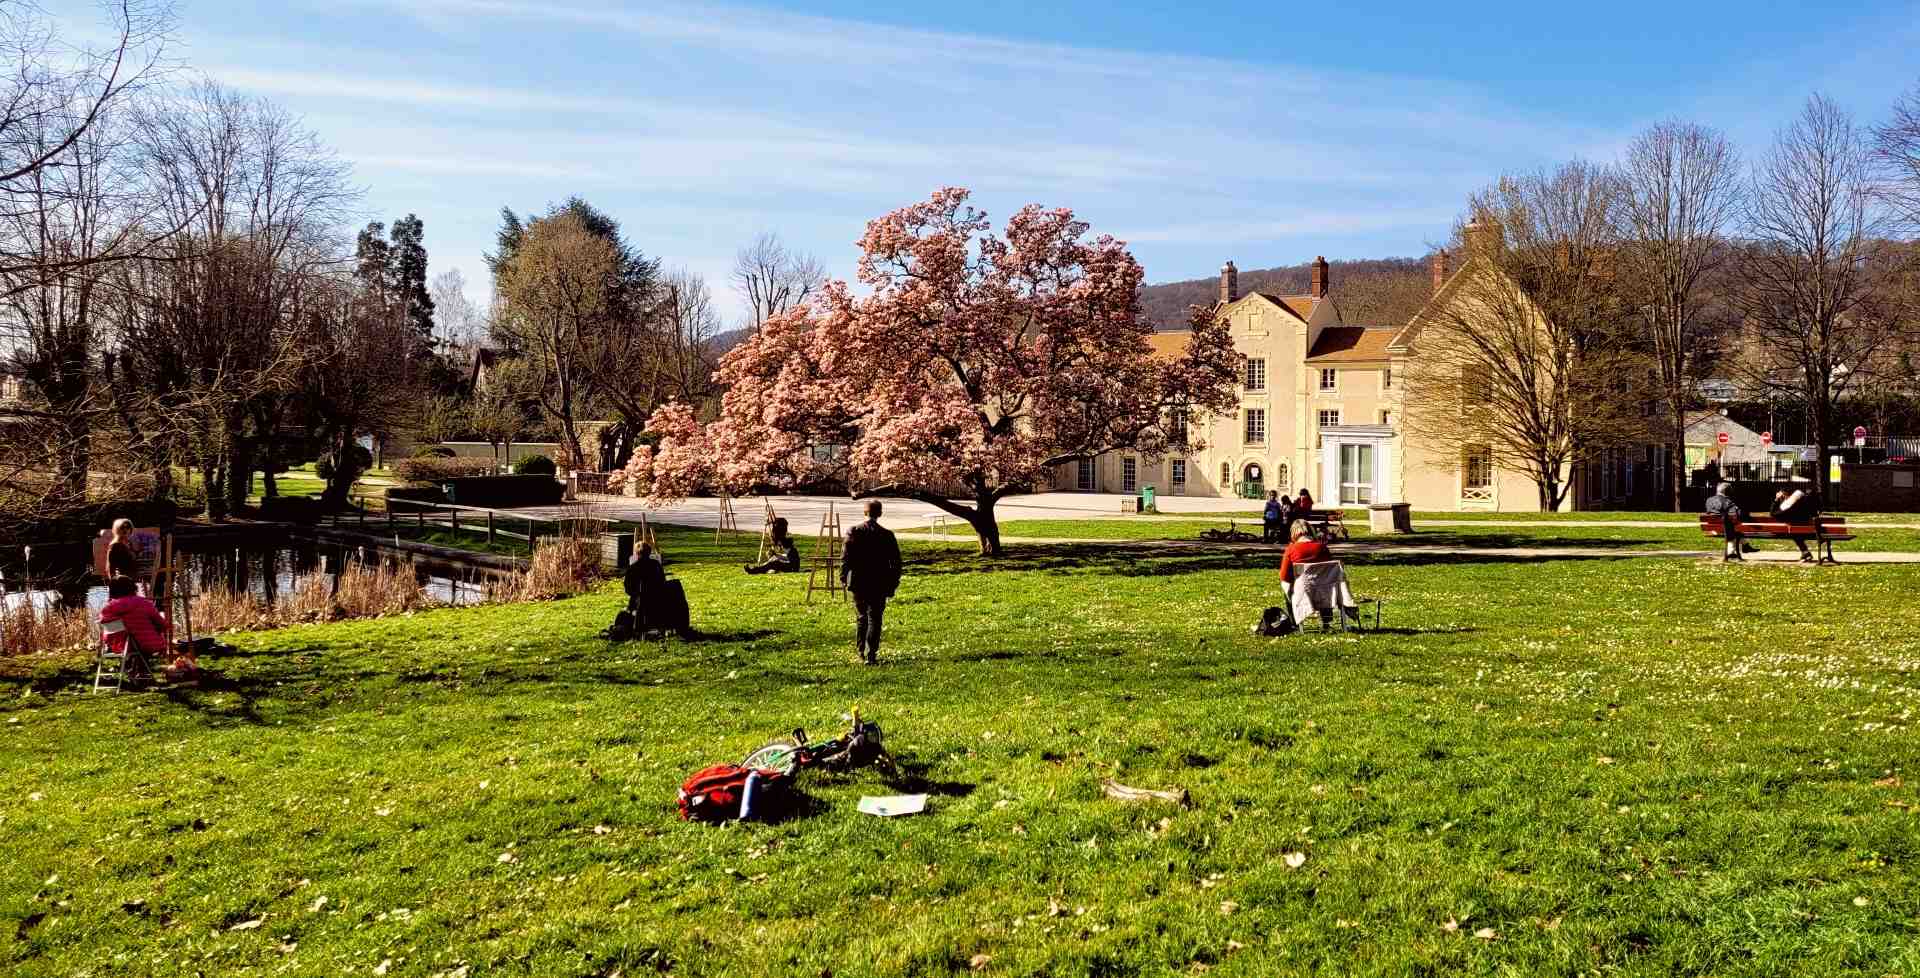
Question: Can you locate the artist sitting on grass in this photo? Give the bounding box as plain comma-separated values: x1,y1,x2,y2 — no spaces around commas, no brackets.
744,518,803,574
99,575,169,682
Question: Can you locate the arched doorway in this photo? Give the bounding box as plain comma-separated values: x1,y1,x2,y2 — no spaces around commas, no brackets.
1242,462,1264,498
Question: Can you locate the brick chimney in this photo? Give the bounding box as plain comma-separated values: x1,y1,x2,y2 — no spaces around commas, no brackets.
1464,220,1502,257
1310,256,1329,298
1430,249,1450,292
1220,261,1238,304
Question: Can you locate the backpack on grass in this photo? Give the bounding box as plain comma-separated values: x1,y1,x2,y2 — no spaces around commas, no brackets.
1254,606,1296,637
677,764,793,823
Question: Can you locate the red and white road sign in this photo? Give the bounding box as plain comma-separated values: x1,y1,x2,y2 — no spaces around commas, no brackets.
1760,431,1773,446
1855,425,1869,447
1716,431,1730,446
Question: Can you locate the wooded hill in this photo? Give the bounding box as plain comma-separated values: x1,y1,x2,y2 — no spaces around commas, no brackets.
1138,256,1434,330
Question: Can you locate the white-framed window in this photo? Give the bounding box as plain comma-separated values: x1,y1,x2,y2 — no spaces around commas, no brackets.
1317,408,1341,429
1319,368,1338,392
1220,461,1231,487
1463,446,1493,501
1243,408,1266,445
1462,365,1491,411
1382,367,1393,390
1338,443,1375,505
1076,458,1093,491
1122,456,1138,492
1170,458,1186,492
1167,404,1189,449
1244,358,1266,392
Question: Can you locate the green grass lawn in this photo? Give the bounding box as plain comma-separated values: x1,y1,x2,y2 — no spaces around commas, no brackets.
4,529,1919,976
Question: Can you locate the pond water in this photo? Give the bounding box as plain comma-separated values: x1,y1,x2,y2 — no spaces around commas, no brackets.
0,536,513,616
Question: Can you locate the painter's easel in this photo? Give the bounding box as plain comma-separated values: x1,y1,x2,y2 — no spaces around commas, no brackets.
757,498,780,563
714,493,739,542
804,502,845,605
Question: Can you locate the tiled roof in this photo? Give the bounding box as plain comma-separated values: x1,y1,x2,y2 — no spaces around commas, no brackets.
1306,326,1398,362
1147,331,1192,359
1255,292,1318,323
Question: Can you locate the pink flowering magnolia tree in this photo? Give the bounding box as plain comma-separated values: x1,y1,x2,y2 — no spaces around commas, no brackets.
643,188,1239,556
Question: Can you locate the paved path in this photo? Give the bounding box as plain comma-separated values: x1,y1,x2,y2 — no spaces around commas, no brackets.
893,531,1920,564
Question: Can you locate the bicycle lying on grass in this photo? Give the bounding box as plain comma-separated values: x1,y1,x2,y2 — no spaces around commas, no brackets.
1197,520,1260,543
742,709,896,777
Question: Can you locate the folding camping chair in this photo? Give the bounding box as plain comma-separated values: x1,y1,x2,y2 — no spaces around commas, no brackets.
1287,560,1383,633
92,619,144,693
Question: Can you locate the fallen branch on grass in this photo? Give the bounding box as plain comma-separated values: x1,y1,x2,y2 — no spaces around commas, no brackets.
1100,778,1191,807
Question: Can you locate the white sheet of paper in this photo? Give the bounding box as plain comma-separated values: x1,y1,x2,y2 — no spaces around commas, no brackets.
857,794,928,817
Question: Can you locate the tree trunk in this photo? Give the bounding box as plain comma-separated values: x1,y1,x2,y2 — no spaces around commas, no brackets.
965,493,1005,557
203,459,227,522
225,430,254,515
1670,409,1688,513
322,433,358,509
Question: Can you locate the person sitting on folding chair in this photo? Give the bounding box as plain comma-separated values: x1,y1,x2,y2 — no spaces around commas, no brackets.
1277,522,1330,588
1288,560,1362,630
99,576,168,683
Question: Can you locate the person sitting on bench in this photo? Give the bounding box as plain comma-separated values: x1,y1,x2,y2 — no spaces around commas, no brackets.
744,517,802,574
1704,482,1744,562
1773,488,1819,563
99,576,168,681
1294,487,1315,516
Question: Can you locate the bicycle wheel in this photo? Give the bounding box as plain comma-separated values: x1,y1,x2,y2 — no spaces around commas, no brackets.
743,739,802,774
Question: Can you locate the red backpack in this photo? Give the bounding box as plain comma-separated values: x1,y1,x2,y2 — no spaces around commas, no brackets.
677,764,791,823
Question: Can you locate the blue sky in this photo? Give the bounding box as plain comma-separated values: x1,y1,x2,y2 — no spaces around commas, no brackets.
161,0,1920,324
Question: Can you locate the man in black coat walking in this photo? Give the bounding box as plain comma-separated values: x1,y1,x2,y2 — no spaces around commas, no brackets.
840,499,902,664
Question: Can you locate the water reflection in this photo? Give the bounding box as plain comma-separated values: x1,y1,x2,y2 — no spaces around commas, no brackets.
1,538,512,615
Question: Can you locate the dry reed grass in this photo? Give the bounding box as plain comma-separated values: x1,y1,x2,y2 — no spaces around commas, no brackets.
0,599,92,656
517,536,601,600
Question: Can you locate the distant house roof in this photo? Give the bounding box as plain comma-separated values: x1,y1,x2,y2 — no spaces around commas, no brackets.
1146,331,1191,359
1254,292,1323,323
1306,326,1398,363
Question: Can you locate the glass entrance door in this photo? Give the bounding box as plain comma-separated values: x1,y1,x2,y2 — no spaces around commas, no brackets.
1339,443,1374,505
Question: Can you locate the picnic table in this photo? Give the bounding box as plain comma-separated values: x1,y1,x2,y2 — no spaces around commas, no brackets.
1700,513,1853,564
1295,510,1349,542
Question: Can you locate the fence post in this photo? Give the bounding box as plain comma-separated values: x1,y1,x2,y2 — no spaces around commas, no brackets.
418,508,425,530
487,511,496,544
451,509,459,535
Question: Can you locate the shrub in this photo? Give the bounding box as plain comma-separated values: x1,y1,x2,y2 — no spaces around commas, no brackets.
412,445,457,459
314,457,333,481
514,454,557,476
392,457,496,483
385,485,447,506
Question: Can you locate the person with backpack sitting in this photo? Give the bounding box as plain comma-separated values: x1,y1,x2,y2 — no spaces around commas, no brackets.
99,575,168,683
744,518,803,574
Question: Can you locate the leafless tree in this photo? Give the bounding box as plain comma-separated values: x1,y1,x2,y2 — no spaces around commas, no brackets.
491,210,619,469
1875,80,1920,228
1737,94,1903,500
1401,163,1651,511
109,81,355,518
429,267,483,354
1617,120,1742,510
0,0,175,280
731,231,822,331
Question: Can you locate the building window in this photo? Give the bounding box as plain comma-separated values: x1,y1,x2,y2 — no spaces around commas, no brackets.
1244,358,1266,392
1319,368,1337,392
1463,446,1493,501
1317,408,1341,429
1243,408,1266,445
1382,367,1393,390
1220,461,1230,487
1339,443,1375,505
1462,365,1492,410
1379,409,1392,426
1167,404,1189,449
1122,457,1138,493
1076,458,1093,491
1170,459,1186,493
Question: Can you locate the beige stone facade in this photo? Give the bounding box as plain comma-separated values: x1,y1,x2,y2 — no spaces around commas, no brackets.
1058,251,1659,512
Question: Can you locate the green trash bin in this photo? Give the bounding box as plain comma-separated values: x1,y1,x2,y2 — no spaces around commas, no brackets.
1141,486,1156,513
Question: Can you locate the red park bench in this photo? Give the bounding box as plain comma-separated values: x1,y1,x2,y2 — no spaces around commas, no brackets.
1699,513,1853,564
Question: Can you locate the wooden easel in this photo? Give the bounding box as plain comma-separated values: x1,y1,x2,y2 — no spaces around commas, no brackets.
805,502,845,605
637,513,660,557
757,498,780,562
714,493,739,542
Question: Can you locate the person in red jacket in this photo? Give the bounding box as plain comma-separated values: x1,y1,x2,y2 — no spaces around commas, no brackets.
1277,521,1331,586
99,576,169,680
